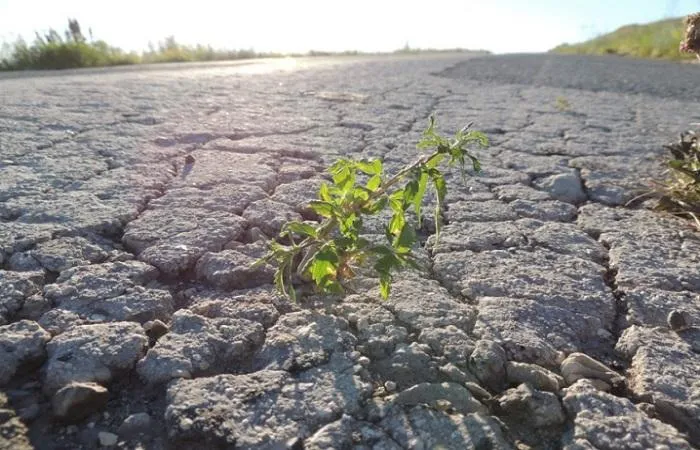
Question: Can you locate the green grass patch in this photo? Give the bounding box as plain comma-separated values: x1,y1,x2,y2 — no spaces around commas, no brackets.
551,17,694,61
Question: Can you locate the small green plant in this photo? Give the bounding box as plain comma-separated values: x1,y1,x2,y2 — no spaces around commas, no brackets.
555,96,571,112
656,130,700,229
254,116,488,301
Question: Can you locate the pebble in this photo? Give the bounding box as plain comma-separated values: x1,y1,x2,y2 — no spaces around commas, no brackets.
384,381,397,392
667,310,690,331
286,436,304,450
98,431,118,447
143,319,169,340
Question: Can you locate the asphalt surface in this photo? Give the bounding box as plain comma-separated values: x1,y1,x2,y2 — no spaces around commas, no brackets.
443,53,700,101
1,53,699,450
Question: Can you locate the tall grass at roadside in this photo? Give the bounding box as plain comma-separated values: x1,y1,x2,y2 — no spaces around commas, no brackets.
551,17,693,61
0,19,282,71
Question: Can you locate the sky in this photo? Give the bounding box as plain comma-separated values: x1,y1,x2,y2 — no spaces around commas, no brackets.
1,0,700,55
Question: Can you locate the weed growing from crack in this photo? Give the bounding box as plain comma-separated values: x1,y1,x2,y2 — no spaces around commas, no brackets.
254,115,488,300
655,130,700,229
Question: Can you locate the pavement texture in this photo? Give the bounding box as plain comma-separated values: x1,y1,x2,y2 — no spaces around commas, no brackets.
1,53,699,449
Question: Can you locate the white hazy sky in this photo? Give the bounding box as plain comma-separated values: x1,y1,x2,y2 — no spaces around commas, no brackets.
1,0,700,54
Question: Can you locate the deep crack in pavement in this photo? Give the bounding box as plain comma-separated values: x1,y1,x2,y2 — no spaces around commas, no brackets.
1,53,699,449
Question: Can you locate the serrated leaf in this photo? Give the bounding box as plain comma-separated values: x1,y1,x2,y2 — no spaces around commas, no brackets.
468,154,481,172
366,174,382,192
282,221,318,238
361,196,387,215
389,190,405,214
274,264,288,299
310,247,339,287
388,211,405,236
426,154,445,169
352,187,370,203
394,223,416,253
319,182,331,201
429,169,447,203
414,171,429,225
356,159,382,175
404,179,419,207
332,166,355,192
379,274,391,299
309,200,335,218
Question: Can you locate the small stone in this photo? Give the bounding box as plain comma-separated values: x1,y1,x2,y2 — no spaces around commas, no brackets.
356,317,370,332
394,382,487,415
560,352,624,391
469,340,507,392
637,402,656,418
184,155,195,165
408,438,425,450
534,172,587,204
497,383,566,428
286,436,304,450
88,313,108,323
384,381,397,392
464,382,493,402
667,310,690,331
506,361,563,393
358,356,371,366
52,382,109,422
118,412,152,438
98,431,118,447
143,319,169,341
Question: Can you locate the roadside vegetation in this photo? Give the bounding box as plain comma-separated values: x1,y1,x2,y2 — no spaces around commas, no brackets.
655,131,700,229
0,19,284,71
255,116,488,301
0,19,484,71
551,17,694,61
654,13,700,229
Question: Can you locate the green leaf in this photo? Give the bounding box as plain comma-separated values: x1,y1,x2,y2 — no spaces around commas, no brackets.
274,263,288,299
404,179,419,208
467,154,482,173
366,174,382,192
282,221,318,238
361,196,387,215
379,273,391,299
356,159,382,175
310,247,339,287
319,182,331,202
309,200,335,218
414,171,429,225
339,213,359,236
429,169,447,203
389,189,405,214
333,166,355,193
426,153,445,169
394,223,416,253
388,211,405,236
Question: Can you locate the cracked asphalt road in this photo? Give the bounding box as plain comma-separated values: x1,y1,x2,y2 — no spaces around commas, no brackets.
1,53,699,449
